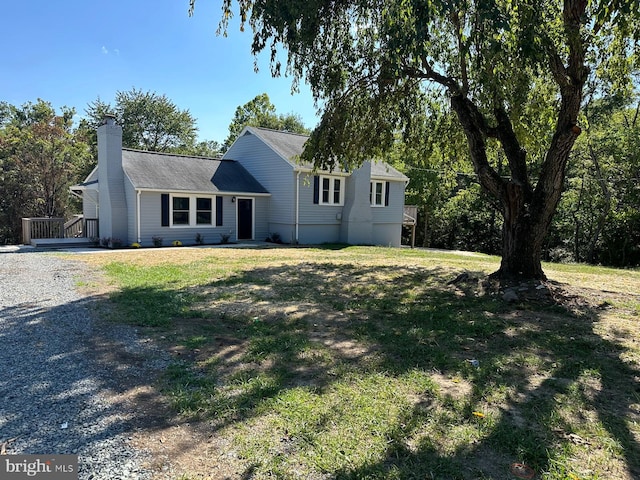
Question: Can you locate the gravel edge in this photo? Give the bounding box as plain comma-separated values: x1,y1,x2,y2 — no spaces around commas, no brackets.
0,252,170,479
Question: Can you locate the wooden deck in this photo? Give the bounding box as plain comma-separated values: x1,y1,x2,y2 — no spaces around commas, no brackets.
22,217,99,246
403,205,418,248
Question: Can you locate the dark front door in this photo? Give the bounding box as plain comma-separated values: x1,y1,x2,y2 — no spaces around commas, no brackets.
237,198,253,240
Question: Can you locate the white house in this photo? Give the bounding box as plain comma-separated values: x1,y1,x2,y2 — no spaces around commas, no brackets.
70,119,409,247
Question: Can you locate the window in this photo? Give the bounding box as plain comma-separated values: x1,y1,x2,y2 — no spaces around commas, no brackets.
314,175,344,205
162,194,221,227
333,179,341,204
370,181,389,207
172,196,190,225
322,177,330,203
196,198,212,225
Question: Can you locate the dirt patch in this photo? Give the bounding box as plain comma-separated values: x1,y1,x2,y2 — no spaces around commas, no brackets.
430,372,473,400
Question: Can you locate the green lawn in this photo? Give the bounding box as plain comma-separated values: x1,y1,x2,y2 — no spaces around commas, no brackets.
80,246,640,479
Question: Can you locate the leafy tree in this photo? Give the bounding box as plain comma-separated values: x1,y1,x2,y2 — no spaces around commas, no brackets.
85,88,199,153
191,0,640,280
224,93,309,150
0,100,92,244
191,139,223,157
550,94,640,266
389,95,502,252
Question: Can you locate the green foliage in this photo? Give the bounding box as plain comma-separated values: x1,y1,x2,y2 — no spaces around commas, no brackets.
85,88,220,156
223,92,309,150
0,100,92,244
549,96,640,266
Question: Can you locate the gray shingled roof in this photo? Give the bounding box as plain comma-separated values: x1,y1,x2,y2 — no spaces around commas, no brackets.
122,149,268,194
246,127,408,181
370,160,408,181
246,127,309,166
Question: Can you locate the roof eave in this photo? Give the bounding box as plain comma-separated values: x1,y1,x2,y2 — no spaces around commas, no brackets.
133,187,271,197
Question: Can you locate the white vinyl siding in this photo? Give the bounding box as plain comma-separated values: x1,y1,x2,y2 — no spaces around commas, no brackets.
224,131,294,225
138,193,242,246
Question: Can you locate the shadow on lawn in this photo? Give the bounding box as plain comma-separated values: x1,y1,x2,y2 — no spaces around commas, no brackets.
106,259,640,479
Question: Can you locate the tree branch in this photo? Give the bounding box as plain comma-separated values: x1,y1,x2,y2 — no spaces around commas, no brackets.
450,10,469,95
493,104,529,187
533,0,588,229
450,95,505,200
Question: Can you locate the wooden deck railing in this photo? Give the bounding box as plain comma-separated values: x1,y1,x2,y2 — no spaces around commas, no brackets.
22,218,64,244
84,218,99,239
22,217,99,244
403,205,417,225
403,205,418,248
64,215,84,238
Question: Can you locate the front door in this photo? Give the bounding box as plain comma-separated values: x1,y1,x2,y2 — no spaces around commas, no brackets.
237,198,253,240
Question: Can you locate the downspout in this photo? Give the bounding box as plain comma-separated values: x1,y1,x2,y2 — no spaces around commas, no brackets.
136,190,141,243
295,171,301,244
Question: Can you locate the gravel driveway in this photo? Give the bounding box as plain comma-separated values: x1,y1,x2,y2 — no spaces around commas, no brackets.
0,251,163,479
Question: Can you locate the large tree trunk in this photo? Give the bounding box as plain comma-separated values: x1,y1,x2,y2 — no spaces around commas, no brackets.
449,92,583,281
498,184,548,280
500,223,546,280
445,0,587,282
449,94,545,280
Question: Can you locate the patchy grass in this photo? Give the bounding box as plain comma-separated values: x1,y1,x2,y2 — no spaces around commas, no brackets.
77,245,640,479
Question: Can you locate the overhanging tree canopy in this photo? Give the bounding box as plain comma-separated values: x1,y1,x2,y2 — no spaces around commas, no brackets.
190,0,639,280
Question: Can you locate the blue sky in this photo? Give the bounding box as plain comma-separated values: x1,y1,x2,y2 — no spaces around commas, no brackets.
2,0,320,143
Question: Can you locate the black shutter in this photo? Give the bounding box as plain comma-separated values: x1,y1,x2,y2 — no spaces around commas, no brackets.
384,181,390,206
216,196,223,226
313,176,319,204
161,194,169,226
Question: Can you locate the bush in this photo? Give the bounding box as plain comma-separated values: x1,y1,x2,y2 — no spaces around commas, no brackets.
152,236,163,247
266,232,282,244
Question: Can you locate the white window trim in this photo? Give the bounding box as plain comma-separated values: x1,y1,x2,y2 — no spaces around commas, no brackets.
370,180,386,207
319,175,344,206
170,194,215,228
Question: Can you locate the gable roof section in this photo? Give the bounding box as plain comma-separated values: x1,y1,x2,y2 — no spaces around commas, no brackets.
73,166,98,189
242,126,309,167
240,127,408,181
370,160,409,181
122,149,268,194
